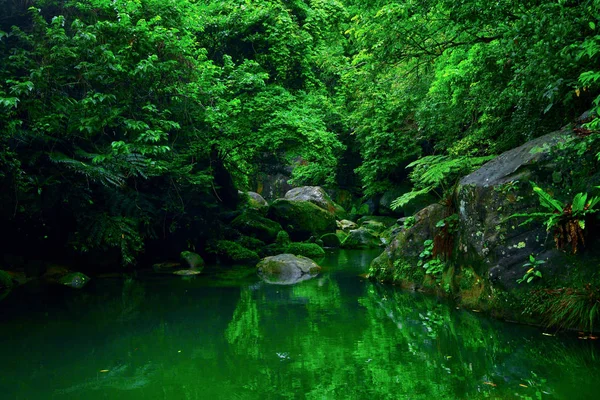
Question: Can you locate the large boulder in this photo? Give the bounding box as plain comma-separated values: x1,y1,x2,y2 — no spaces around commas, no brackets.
180,251,204,269
231,212,282,243
342,228,383,249
320,233,341,248
256,254,321,285
370,204,446,281
369,127,600,328
267,199,336,241
284,186,346,217
455,130,571,290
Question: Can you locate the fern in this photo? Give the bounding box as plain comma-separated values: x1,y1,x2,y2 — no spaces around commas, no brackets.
391,155,493,210
73,213,144,265
50,152,126,187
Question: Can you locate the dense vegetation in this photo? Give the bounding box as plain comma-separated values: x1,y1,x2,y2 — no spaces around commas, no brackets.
1,0,599,267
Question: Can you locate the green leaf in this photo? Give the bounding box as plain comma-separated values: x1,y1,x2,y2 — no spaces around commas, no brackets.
590,22,596,30
527,276,534,283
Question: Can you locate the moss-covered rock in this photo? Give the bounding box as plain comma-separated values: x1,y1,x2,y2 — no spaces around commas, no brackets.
207,240,260,264
342,228,382,249
368,203,446,282
180,251,204,269
231,211,282,243
284,186,346,218
238,236,266,251
285,242,325,259
321,233,341,248
238,191,269,214
336,219,358,232
275,230,291,246
259,243,287,258
267,199,336,241
256,254,321,285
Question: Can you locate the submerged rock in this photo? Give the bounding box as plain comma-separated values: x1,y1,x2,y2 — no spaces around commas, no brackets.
58,272,90,289
256,254,321,285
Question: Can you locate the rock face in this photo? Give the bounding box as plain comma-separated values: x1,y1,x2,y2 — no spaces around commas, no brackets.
284,186,346,217
455,130,570,290
267,199,336,241
256,254,321,285
231,212,282,243
368,127,600,325
370,204,446,278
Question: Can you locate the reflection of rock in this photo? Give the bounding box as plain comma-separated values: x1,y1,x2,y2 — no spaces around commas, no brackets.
256,254,321,285
58,272,90,289
55,362,156,394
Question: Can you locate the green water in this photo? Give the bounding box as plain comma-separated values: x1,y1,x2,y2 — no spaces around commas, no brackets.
1,250,599,400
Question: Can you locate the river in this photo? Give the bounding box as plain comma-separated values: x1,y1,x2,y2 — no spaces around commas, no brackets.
1,250,599,399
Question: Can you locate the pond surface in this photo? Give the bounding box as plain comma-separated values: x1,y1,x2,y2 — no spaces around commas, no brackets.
1,250,599,399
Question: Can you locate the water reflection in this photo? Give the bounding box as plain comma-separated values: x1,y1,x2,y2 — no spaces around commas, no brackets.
0,251,599,399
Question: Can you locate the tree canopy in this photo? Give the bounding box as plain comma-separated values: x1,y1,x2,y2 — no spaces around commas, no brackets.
1,0,599,264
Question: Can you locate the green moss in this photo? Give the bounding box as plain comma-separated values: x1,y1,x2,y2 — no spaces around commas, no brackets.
231,212,282,243
276,230,291,245
180,251,204,269
207,240,260,264
237,236,266,251
258,243,286,258
320,233,341,248
284,242,325,260
267,199,336,241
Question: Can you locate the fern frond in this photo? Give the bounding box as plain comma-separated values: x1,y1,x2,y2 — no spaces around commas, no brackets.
50,152,126,187
390,186,434,210
531,182,564,213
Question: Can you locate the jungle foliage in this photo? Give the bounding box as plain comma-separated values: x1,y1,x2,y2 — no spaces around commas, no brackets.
1,0,600,265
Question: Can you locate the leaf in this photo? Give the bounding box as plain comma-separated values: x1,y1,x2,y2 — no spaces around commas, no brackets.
590,22,596,30
572,192,587,213
390,186,433,210
532,183,564,213
527,276,534,283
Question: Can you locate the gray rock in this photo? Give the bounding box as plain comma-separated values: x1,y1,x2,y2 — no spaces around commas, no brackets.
256,254,321,285
456,129,571,290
